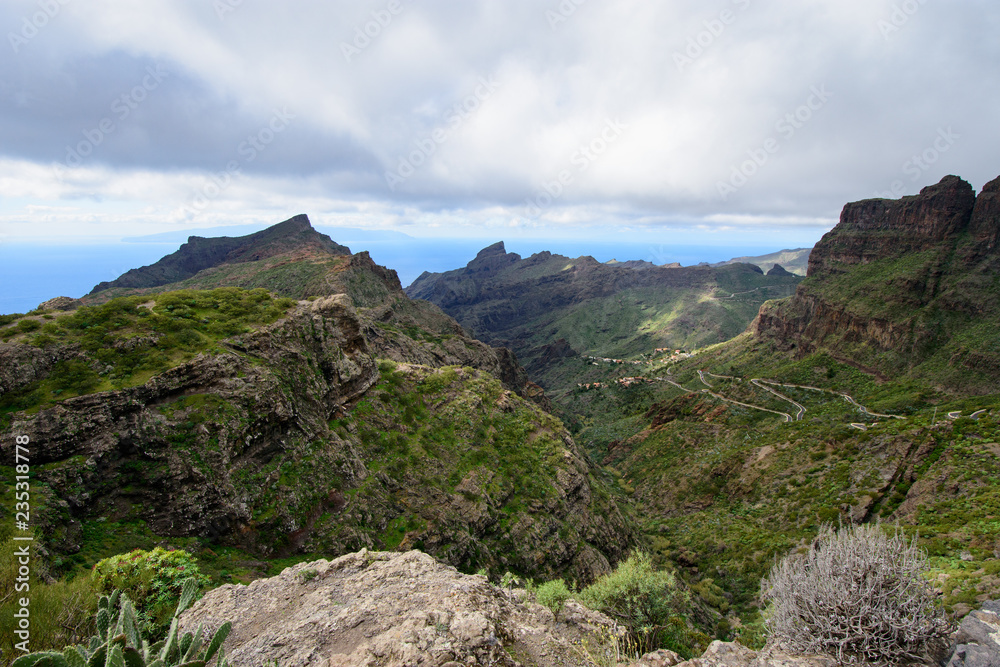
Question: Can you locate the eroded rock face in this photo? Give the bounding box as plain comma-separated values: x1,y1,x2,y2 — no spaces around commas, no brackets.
12,295,378,549
752,174,1000,389
946,602,1000,667
633,642,837,667
178,549,620,667
806,175,977,276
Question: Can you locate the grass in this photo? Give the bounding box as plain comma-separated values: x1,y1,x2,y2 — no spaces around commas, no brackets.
0,287,296,420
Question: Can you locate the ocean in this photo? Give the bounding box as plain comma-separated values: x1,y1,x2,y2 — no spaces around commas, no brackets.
0,237,779,315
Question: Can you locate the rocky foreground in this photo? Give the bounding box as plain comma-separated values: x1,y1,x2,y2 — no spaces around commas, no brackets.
178,549,999,667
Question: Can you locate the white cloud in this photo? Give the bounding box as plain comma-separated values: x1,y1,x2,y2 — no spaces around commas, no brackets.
0,0,997,243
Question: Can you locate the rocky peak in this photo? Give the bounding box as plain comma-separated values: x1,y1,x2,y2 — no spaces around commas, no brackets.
467,241,521,273
89,214,350,294
767,264,793,277
807,175,977,277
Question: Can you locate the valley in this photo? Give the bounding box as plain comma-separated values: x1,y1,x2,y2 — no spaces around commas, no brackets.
2,174,1000,663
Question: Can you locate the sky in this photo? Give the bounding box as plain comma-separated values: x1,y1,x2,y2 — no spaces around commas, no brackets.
1,0,999,246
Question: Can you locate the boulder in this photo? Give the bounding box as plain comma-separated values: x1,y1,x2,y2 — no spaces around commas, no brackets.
178,549,622,667
946,602,1000,667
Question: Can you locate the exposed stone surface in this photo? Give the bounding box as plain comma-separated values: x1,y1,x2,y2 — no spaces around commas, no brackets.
37,296,82,311
752,174,1000,390
178,549,621,667
806,175,976,276
630,642,837,667
946,602,1000,667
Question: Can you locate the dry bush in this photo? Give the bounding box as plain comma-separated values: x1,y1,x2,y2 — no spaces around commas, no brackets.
762,523,951,666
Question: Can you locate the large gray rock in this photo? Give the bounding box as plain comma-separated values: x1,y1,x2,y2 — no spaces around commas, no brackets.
638,642,837,667
946,604,1000,667
179,549,622,667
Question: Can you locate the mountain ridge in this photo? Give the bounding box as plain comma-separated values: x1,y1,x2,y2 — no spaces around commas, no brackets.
89,214,351,294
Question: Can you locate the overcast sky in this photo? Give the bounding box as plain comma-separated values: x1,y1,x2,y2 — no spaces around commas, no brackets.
1,0,998,245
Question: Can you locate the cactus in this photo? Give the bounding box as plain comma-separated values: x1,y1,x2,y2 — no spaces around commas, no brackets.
12,578,236,667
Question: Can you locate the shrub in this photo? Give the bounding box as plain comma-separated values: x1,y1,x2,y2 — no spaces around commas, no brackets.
91,547,209,641
0,538,97,663
579,551,691,655
761,523,951,666
11,578,232,667
536,579,571,618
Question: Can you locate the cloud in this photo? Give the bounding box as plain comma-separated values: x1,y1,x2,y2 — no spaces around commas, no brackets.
1,0,999,243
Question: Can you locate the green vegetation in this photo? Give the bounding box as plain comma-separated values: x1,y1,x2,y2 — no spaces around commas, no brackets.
11,578,232,667
578,551,703,657
92,548,210,641
0,287,295,421
535,579,571,618
0,537,97,667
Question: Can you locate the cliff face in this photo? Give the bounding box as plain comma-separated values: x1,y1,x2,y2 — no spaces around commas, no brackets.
753,174,1000,390
805,175,976,276
5,296,633,581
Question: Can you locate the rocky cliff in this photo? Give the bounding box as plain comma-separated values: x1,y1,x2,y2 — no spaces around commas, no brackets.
3,293,633,581
753,174,1000,391
78,215,538,401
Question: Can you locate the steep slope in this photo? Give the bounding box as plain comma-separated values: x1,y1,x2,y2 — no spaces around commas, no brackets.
78,215,534,399
406,243,802,391
753,175,1000,392
0,291,634,583
88,214,350,293
555,175,1000,628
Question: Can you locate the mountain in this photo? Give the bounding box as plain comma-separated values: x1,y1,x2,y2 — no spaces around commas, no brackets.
77,215,538,400
90,214,351,293
0,215,635,584
406,243,802,394
753,174,1000,392
576,174,1000,623
712,247,812,276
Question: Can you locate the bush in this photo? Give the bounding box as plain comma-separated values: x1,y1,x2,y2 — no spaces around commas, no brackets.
761,523,951,666
11,578,233,667
0,538,97,665
579,551,692,655
536,579,571,617
91,547,209,641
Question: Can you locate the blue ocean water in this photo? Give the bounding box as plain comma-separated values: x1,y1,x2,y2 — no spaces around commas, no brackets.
0,237,779,315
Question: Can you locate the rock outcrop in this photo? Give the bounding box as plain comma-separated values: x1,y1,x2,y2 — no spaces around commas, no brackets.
752,174,1000,391
805,176,976,276
178,549,621,667
946,601,1000,667
6,293,632,580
